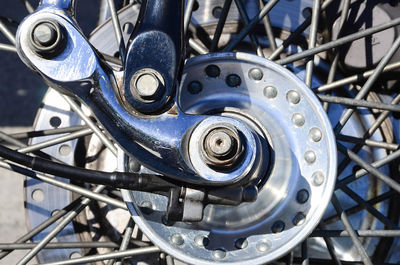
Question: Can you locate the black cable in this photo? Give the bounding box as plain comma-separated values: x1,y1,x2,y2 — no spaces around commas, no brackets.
0,144,174,191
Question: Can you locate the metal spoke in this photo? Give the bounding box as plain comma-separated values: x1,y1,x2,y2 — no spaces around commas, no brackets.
304,0,320,87
17,128,92,154
107,0,126,65
0,242,119,250
311,230,400,238
331,194,372,265
318,224,343,265
0,197,80,259
318,94,400,113
340,186,399,229
9,125,88,139
184,0,197,36
210,0,233,52
337,134,398,151
0,20,16,45
223,0,279,52
335,93,400,176
268,0,334,60
0,43,16,53
20,0,35,13
233,0,264,57
40,246,160,265
301,239,309,265
317,61,400,92
189,38,208,54
63,95,117,156
336,148,400,189
333,34,400,134
259,0,276,51
0,160,127,209
341,145,400,194
276,17,400,65
323,190,396,224
17,185,107,265
115,219,135,265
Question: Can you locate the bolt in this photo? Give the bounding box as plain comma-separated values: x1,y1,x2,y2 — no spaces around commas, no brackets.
30,20,65,58
33,22,58,47
202,126,244,168
135,72,160,99
226,74,241,87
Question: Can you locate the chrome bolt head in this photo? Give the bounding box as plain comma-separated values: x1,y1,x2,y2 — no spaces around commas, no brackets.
135,72,160,99
33,23,58,47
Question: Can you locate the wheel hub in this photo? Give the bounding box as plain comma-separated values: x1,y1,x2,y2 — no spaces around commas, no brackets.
120,52,337,264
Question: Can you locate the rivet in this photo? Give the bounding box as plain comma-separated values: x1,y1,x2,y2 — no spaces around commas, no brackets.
194,235,210,247
309,127,322,142
235,238,248,249
256,240,271,252
304,150,316,164
171,234,184,246
292,113,305,127
286,90,301,104
212,249,226,260
249,68,263,81
293,212,306,226
312,171,325,186
263,86,277,99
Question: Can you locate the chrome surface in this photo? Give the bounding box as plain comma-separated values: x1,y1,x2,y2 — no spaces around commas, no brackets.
15,4,258,186
121,52,337,264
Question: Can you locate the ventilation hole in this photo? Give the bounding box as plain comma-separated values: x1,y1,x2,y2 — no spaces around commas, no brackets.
32,189,45,202
212,6,222,19
49,116,62,128
193,0,200,11
123,22,134,35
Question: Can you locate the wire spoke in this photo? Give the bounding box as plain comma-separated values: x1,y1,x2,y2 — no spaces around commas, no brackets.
210,0,233,52
337,134,398,151
276,17,400,65
40,246,160,265
0,242,119,250
311,230,400,238
184,0,197,36
107,0,126,65
9,125,88,139
223,0,279,52
331,194,372,265
304,0,320,87
0,43,16,53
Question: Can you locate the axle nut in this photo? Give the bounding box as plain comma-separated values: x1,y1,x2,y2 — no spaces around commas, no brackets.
29,20,66,58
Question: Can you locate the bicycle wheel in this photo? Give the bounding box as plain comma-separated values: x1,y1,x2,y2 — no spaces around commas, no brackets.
0,0,400,264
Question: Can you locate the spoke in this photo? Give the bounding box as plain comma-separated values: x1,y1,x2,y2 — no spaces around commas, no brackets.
0,160,127,209
40,246,160,265
210,0,233,52
63,95,117,156
340,144,400,194
0,197,80,259
311,230,400,237
326,0,351,84
20,0,35,13
268,0,334,60
107,0,126,65
101,52,123,67
335,93,400,176
223,0,279,52
317,61,400,92
115,219,135,265
0,131,66,164
234,0,264,57
319,224,343,265
166,255,175,265
318,94,400,113
301,239,309,265
0,43,16,53
336,148,400,189
333,35,400,134
259,0,276,50
183,0,196,36
9,125,88,139
304,0,320,87
0,20,16,45
340,186,399,229
323,190,396,224
276,17,400,65
189,38,208,54
0,242,119,250
17,128,92,154
331,194,372,265
337,134,398,151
